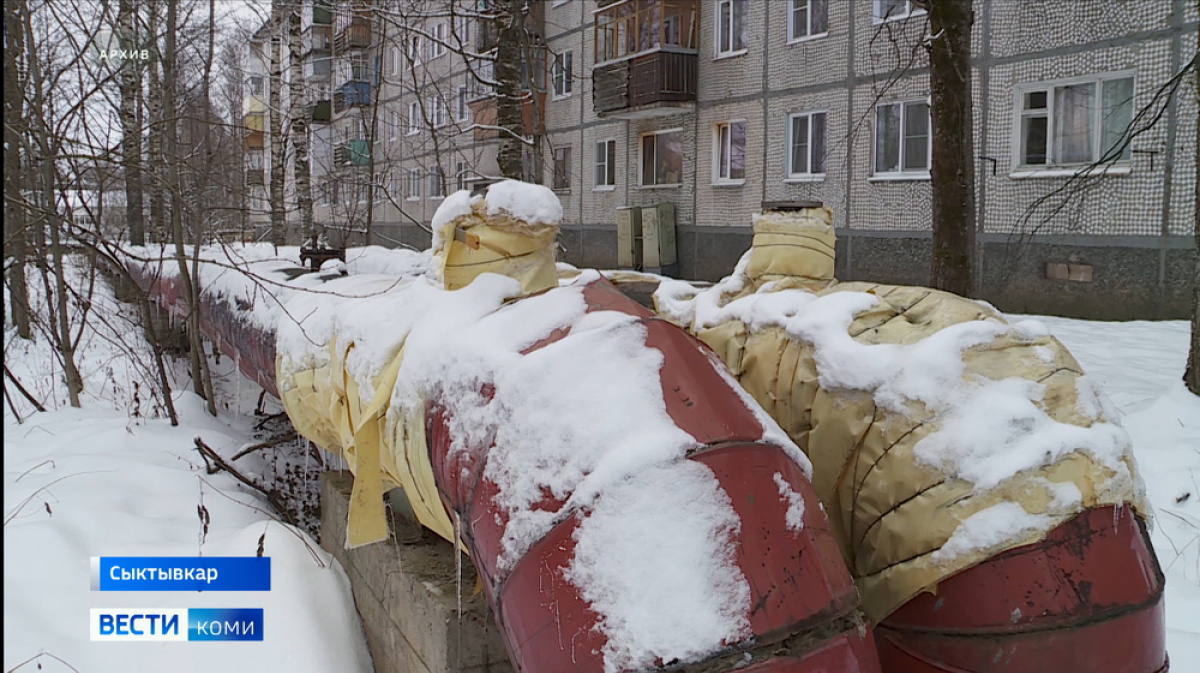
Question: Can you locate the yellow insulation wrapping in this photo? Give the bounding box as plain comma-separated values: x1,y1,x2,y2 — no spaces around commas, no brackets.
279,190,560,550
667,209,1144,623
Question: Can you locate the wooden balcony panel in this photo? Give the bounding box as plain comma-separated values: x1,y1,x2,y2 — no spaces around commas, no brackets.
244,130,264,150
628,51,695,107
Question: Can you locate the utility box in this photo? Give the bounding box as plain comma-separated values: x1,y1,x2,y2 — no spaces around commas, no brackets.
641,203,677,272
616,206,643,269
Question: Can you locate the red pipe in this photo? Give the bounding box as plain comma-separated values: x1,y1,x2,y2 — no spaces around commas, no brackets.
427,278,882,672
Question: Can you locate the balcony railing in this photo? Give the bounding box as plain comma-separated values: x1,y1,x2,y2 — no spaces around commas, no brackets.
594,50,695,118
333,140,370,167
335,20,370,51
246,169,264,186
333,81,370,112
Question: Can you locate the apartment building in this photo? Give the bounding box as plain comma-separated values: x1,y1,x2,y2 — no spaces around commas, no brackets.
258,0,1198,319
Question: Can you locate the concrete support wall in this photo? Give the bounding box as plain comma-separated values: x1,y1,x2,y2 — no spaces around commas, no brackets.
320,472,512,673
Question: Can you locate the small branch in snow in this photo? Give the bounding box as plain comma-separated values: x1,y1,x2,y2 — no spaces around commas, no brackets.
232,432,298,461
4,363,47,412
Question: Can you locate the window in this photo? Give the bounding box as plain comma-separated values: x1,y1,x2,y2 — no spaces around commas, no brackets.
406,169,421,200
408,34,422,63
713,121,746,183
716,0,747,57
640,130,683,186
874,100,929,175
787,111,827,177
388,110,398,140
788,0,828,42
429,22,447,59
873,0,924,23
553,147,572,191
456,85,469,121
594,139,616,189
455,15,470,47
552,50,573,97
429,166,444,199
1017,75,1134,167
248,76,263,96
390,171,399,197
429,96,446,128
455,162,468,192
349,52,371,81
391,47,401,75
408,102,420,134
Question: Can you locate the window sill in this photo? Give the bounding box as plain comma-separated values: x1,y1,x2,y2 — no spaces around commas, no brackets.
552,93,573,101
712,179,745,187
787,32,829,45
784,174,825,183
868,172,930,182
592,185,616,192
637,183,683,189
1008,165,1132,179
406,197,421,202
553,188,572,194
714,49,748,61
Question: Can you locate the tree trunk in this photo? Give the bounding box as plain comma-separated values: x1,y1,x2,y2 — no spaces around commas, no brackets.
289,3,313,242
268,0,286,247
1185,17,1199,396
189,0,218,415
163,0,206,402
118,0,145,246
146,0,165,244
493,2,525,180
4,0,32,339
927,0,976,297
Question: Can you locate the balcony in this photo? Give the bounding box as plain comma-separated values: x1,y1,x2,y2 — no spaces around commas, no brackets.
333,81,370,113
246,169,264,186
594,50,696,119
592,0,698,119
333,140,370,167
305,25,332,55
335,19,371,52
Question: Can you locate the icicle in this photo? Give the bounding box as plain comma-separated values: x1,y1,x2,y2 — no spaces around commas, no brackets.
235,351,241,419
454,510,463,621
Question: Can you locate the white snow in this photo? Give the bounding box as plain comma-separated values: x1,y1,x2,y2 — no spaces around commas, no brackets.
564,461,751,673
276,268,765,668
4,261,372,673
481,179,564,227
773,472,806,532
930,502,1053,565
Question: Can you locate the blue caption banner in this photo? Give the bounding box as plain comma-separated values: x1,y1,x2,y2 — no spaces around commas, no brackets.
91,608,264,641
91,557,271,592
188,608,264,641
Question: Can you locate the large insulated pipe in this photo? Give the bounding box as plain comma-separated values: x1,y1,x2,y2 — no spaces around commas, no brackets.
425,275,881,672
654,204,1166,673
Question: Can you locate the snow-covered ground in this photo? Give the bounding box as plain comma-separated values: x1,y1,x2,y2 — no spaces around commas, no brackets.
3,255,1196,671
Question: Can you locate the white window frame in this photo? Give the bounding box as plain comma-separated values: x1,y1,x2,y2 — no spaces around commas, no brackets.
407,102,421,135
455,161,468,192
871,99,931,179
715,0,748,59
429,166,445,200
429,22,447,59
406,168,422,201
1010,71,1136,177
786,110,827,181
388,109,398,140
872,0,925,23
454,15,470,47
639,128,685,188
552,146,572,192
593,139,616,190
456,85,469,121
712,120,747,185
552,50,574,98
429,95,446,128
787,0,828,43
408,34,422,64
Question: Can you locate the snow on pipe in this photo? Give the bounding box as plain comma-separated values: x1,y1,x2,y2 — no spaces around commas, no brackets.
129,183,884,672
654,205,1167,672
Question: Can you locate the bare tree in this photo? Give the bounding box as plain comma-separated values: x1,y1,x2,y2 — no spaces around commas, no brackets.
289,1,314,242
118,0,145,246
